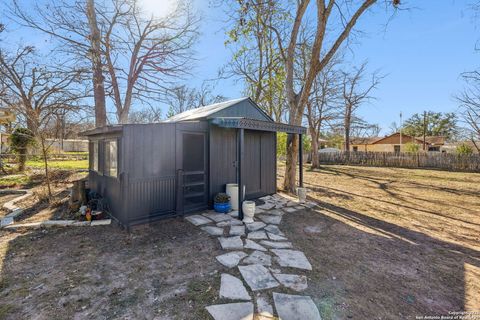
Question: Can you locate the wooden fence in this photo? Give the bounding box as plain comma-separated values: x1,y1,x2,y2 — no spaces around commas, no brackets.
318,151,480,172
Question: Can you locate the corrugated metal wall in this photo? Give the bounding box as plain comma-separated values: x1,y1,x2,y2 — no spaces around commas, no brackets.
209,127,276,201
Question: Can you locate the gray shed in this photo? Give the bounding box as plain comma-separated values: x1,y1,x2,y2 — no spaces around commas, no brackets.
82,97,306,227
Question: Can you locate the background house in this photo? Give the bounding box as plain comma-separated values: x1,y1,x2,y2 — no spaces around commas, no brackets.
348,133,446,153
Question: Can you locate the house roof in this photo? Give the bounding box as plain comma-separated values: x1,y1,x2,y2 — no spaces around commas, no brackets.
422,136,446,145
350,137,382,145
163,97,273,123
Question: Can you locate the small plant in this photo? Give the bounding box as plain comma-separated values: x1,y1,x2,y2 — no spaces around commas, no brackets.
214,193,230,204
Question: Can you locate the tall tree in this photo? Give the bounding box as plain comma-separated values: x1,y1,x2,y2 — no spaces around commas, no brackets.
228,0,400,192
402,111,459,140
340,62,382,151
0,46,87,135
165,83,226,117
86,0,107,127
11,0,199,124
457,72,480,152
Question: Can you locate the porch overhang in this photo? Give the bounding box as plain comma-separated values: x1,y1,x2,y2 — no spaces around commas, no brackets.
210,117,306,135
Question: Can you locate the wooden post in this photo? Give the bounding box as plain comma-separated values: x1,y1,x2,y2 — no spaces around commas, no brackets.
238,128,244,221
299,134,303,187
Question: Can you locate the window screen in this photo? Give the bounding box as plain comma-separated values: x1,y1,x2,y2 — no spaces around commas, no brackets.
105,140,118,177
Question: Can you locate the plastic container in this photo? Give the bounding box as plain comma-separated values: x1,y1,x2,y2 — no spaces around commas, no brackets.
226,183,239,210
214,202,231,213
242,200,255,223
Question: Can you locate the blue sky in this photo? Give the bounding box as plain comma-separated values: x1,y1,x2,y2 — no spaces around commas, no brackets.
191,0,479,134
2,0,479,133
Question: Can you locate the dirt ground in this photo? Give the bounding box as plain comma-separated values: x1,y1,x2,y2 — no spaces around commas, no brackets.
278,164,480,319
0,218,224,320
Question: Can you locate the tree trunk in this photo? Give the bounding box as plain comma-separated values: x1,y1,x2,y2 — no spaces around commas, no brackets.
311,130,319,169
344,107,352,152
86,0,107,127
283,133,298,193
40,138,52,200
118,108,129,124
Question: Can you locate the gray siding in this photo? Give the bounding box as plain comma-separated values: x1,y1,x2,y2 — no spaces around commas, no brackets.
207,99,271,122
209,127,276,202
121,124,177,225
209,125,237,201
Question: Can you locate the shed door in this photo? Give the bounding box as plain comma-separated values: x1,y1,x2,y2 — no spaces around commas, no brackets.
177,131,208,213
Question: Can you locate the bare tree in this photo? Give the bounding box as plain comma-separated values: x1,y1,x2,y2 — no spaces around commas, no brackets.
128,106,163,123
0,46,87,135
165,83,226,117
228,0,400,191
86,0,107,127
11,0,199,124
340,62,382,151
457,71,480,152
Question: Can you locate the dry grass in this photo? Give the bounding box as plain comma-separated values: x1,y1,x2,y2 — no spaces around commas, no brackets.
279,164,480,319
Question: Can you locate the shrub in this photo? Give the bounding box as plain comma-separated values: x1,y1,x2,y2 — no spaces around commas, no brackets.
404,142,420,153
9,128,36,171
456,144,473,155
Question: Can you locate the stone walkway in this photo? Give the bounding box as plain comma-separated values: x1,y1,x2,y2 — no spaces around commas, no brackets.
185,194,321,320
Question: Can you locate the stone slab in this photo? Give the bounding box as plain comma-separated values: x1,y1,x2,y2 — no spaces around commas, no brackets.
254,207,265,214
264,225,284,236
185,214,212,226
267,209,284,216
273,274,308,291
247,230,268,240
203,211,232,222
72,221,91,227
228,210,239,218
283,207,298,213
271,249,312,270
219,274,251,301
5,208,23,218
273,293,321,320
267,233,288,241
229,225,245,236
260,240,293,249
256,202,275,210
256,295,274,318
304,225,322,234
217,219,243,227
218,236,244,250
201,226,225,236
42,220,75,226
294,206,304,210
0,217,14,227
216,251,248,268
244,239,267,252
242,250,271,266
206,302,254,320
245,221,266,232
90,219,111,226
257,215,282,225
238,264,279,291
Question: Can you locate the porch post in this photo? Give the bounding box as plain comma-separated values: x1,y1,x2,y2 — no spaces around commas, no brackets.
299,133,303,187
238,128,244,220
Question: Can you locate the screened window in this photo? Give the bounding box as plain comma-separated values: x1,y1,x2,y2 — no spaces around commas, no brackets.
105,140,118,177
90,141,99,172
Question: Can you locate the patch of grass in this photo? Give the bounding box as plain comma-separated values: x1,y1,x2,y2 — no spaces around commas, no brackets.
0,175,31,188
185,277,219,319
25,160,88,170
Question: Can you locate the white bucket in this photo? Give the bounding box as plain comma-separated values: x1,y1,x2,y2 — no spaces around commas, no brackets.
226,183,239,210
242,201,255,224
297,187,307,203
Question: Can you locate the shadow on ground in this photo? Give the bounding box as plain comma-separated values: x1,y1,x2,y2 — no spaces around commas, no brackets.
282,203,480,320
0,217,223,319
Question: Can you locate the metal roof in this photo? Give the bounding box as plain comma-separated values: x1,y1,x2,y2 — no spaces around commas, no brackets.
163,97,272,122
211,117,306,135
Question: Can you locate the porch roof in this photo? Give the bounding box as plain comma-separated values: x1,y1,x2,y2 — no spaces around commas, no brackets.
210,117,306,135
